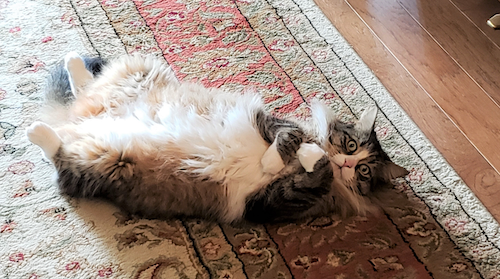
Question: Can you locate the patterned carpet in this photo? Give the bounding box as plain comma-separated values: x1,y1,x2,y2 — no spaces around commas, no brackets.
1,0,500,278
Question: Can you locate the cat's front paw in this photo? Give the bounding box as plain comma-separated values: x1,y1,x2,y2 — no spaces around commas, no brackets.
297,143,325,172
304,155,333,193
261,139,285,174
291,155,332,195
26,121,61,159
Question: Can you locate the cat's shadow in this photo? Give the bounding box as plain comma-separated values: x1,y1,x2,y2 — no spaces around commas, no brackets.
67,198,205,277
66,181,427,277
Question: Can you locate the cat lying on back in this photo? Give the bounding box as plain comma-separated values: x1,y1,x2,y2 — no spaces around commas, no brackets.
26,52,408,223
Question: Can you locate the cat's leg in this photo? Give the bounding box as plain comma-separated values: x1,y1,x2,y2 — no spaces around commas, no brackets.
261,139,285,174
256,111,305,174
64,51,94,96
26,121,62,160
245,155,333,222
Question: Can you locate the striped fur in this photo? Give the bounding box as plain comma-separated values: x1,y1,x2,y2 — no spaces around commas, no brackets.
27,53,408,223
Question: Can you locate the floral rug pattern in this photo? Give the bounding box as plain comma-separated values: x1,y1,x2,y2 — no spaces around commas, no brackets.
1,0,500,278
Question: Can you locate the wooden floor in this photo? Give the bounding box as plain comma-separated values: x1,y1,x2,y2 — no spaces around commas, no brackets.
315,0,500,221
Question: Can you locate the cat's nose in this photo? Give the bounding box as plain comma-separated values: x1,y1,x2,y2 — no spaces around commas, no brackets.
342,158,357,168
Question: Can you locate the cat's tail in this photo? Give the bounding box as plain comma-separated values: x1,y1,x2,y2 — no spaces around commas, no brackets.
41,57,106,125
45,57,106,105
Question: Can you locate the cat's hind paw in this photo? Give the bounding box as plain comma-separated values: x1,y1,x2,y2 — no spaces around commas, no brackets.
64,51,93,96
26,121,61,159
64,51,85,72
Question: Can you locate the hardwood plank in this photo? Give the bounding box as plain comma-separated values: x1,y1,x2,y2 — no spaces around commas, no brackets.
450,0,500,48
399,0,500,108
346,0,500,175
313,0,500,219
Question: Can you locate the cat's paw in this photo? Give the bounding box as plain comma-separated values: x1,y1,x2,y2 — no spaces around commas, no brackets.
291,155,332,195
297,143,325,172
64,52,93,95
303,155,333,192
261,139,285,174
26,121,61,159
64,51,85,71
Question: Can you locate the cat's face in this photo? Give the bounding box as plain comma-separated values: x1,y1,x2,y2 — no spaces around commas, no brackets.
327,121,407,196
314,105,408,196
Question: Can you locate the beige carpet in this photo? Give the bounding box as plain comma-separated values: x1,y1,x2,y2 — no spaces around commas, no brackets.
1,0,499,278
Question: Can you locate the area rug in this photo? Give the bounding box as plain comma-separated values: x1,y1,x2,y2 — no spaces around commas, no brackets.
1,0,500,278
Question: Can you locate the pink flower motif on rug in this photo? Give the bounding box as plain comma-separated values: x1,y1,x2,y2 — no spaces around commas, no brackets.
9,252,24,262
284,15,302,26
339,85,357,96
60,12,77,26
375,126,389,139
204,57,230,69
97,267,113,277
408,168,425,183
0,220,16,233
269,39,295,52
95,264,122,278
41,36,53,43
311,49,328,61
264,15,279,24
9,26,20,33
40,207,67,221
323,92,336,100
302,65,315,74
165,44,186,54
444,216,469,235
65,261,80,271
8,160,34,175
12,180,35,198
165,11,186,22
128,20,143,28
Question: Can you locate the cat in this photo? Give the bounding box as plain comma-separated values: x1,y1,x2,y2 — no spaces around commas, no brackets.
26,52,408,224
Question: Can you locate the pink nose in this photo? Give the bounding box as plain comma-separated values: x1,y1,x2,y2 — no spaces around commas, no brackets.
342,158,357,168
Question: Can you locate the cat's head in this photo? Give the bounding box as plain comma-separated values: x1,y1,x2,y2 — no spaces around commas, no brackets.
310,102,408,214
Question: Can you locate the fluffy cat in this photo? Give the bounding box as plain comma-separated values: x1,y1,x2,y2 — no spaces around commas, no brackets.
26,52,408,223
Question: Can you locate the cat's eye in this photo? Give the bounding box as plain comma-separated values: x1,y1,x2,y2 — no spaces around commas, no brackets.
346,140,357,153
358,164,370,176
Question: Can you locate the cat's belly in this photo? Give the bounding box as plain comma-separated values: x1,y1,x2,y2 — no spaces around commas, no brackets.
156,94,275,222
68,92,274,222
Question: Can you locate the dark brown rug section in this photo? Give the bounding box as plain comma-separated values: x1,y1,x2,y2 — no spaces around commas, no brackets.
267,214,431,278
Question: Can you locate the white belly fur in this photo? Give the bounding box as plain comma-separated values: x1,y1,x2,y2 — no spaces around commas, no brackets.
157,93,274,222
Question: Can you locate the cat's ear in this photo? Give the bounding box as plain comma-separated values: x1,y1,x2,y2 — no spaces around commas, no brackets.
381,161,409,182
356,106,378,133
310,100,336,144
